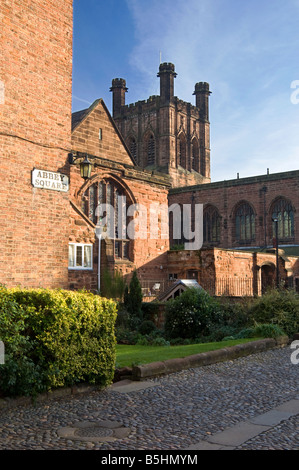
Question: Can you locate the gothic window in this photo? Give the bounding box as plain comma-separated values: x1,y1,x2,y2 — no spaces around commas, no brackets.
178,134,186,169
203,206,221,243
271,198,294,239
200,139,205,176
235,202,255,242
146,133,155,166
191,138,199,172
82,179,130,260
127,136,137,161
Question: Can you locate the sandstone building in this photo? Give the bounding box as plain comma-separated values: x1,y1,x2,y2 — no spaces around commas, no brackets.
1,0,299,298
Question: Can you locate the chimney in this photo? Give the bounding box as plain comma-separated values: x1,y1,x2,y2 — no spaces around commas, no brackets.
110,78,128,117
157,62,177,104
193,82,211,121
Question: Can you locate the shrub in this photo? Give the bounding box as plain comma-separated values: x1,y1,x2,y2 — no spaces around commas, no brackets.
138,320,157,336
0,286,45,398
101,269,126,301
216,297,252,329
252,323,285,339
248,288,299,337
164,288,222,340
0,288,117,396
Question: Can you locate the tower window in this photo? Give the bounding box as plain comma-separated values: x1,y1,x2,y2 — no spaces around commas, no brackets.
178,134,186,169
147,134,155,165
127,136,137,161
191,138,199,172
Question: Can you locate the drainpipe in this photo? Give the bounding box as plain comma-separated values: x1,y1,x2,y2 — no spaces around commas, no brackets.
96,227,101,293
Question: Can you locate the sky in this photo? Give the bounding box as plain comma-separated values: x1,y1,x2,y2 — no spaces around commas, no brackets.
72,0,299,183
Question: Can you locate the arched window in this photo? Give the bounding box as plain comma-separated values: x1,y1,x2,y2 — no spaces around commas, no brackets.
145,133,155,166
200,139,206,176
203,206,221,243
271,198,294,239
178,134,187,169
82,179,130,259
191,138,199,172
127,136,137,161
235,202,255,242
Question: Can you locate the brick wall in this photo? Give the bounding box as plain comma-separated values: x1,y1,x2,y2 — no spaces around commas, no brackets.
0,0,73,288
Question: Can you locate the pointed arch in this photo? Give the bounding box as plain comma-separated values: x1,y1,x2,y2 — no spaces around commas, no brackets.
270,196,295,240
178,132,187,169
191,137,199,172
142,130,156,167
203,205,221,244
81,176,135,260
126,134,137,162
233,201,256,243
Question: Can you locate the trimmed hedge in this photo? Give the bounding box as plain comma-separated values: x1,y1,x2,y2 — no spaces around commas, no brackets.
0,287,117,397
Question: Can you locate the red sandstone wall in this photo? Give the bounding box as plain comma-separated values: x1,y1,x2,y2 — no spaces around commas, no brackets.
113,97,211,188
72,100,134,166
169,172,299,249
0,0,73,288
69,100,170,291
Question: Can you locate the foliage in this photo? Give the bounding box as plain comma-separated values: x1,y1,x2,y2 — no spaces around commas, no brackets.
0,287,117,397
0,286,45,398
101,269,126,301
123,270,143,328
223,323,285,340
247,288,299,337
138,320,157,336
164,288,223,340
216,296,252,329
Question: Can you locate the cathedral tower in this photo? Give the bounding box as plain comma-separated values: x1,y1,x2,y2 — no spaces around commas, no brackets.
111,63,211,188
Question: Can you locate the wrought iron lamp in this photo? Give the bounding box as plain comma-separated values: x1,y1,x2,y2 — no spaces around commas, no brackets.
68,153,93,180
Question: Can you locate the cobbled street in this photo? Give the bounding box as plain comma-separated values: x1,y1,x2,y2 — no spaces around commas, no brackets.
0,347,298,451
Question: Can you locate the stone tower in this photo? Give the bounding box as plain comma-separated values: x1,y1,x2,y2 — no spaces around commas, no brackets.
110,63,211,188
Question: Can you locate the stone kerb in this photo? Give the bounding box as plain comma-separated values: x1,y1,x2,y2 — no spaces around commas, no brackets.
132,337,289,380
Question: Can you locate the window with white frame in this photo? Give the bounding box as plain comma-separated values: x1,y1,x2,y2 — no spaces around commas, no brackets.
68,243,93,270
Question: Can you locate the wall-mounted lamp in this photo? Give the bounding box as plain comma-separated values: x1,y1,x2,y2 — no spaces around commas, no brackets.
68,153,93,180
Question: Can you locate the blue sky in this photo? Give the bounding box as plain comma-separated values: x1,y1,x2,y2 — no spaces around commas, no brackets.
72,0,299,182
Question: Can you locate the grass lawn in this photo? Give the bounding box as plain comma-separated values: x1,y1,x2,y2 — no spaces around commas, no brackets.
115,338,259,368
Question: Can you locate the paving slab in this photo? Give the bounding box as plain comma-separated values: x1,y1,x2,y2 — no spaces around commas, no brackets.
186,397,299,450
250,410,294,426
206,421,271,447
186,441,235,450
274,399,299,413
109,379,159,393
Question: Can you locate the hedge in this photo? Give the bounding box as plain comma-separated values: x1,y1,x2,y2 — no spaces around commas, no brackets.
0,287,117,398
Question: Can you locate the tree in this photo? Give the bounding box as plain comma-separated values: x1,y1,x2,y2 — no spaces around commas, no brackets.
124,270,143,327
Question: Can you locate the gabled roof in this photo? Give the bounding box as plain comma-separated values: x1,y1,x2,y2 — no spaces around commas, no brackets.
72,99,102,131
157,279,203,302
71,98,136,166
72,108,90,130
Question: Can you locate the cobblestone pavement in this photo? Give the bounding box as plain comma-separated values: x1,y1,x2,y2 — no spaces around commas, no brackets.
0,347,298,451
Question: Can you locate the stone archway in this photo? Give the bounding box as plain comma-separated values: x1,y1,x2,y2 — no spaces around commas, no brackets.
261,263,275,293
